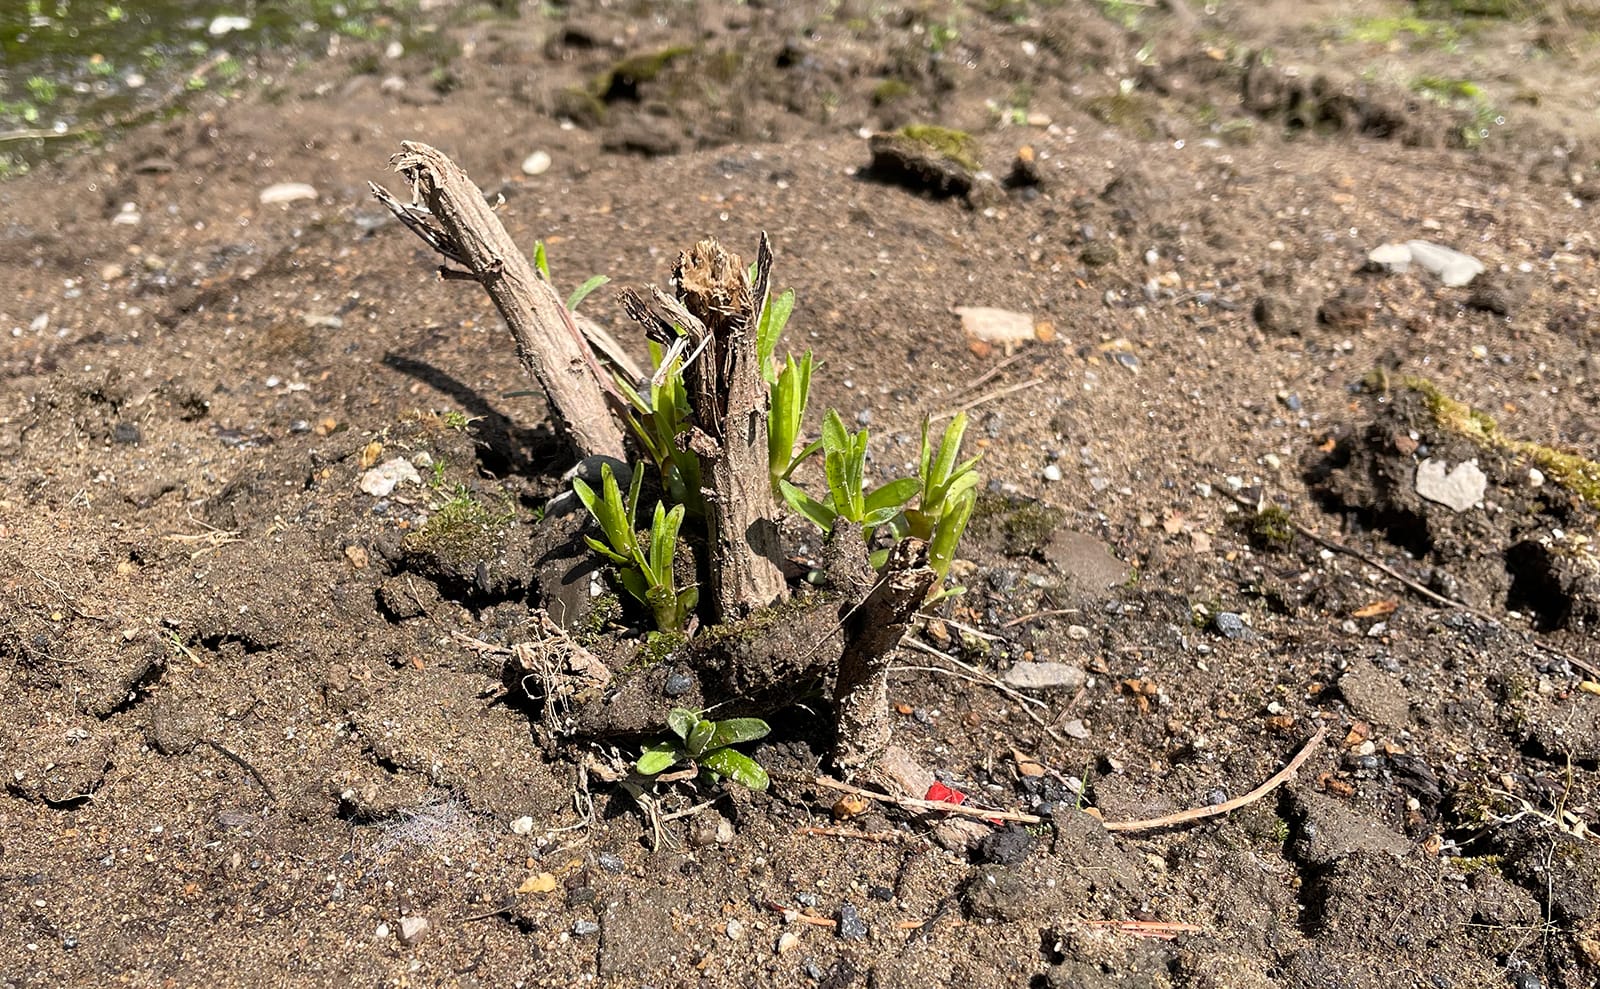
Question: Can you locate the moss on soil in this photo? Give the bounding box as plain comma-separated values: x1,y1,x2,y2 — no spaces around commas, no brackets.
406,490,514,568
1398,374,1600,510
898,123,981,171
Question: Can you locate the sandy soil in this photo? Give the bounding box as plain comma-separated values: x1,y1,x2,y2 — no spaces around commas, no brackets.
3,2,1600,987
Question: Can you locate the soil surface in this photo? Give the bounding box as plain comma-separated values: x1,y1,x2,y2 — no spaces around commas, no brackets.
4,2,1600,987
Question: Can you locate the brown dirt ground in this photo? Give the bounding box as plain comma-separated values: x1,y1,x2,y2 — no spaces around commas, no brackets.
4,2,1600,987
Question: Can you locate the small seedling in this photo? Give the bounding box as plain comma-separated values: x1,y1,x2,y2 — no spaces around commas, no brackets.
779,409,920,537
613,342,703,515
901,412,980,596
637,708,771,791
571,463,698,633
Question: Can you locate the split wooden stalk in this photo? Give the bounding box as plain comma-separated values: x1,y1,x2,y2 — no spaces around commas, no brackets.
370,141,625,462
676,237,789,620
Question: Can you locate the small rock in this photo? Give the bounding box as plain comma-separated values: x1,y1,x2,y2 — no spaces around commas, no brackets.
509,816,535,835
100,262,126,282
112,422,141,445
663,671,694,697
1041,464,1063,482
397,916,429,944
725,919,744,940
1080,241,1118,267
1414,458,1486,513
359,458,422,497
975,826,1036,866
1002,662,1086,691
521,151,552,176
835,903,867,940
375,922,390,939
1529,468,1545,488
597,852,624,873
208,15,252,35
1406,240,1484,287
1212,612,1257,641
1366,241,1414,273
961,865,1031,922
954,305,1036,353
776,930,801,954
258,182,319,205
574,919,600,936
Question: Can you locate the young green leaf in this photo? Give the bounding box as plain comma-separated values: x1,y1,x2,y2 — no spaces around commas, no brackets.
756,288,796,385
700,747,770,791
566,274,610,311
667,708,697,742
864,477,920,517
637,744,681,776
533,240,551,281
686,719,716,758
779,479,837,533
707,717,770,750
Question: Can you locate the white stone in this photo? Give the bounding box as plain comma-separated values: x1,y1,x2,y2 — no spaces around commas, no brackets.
1415,458,1487,513
1042,464,1063,482
359,458,422,497
509,816,535,835
258,182,319,205
1367,241,1413,272
521,151,552,176
208,15,252,36
1405,240,1484,287
1002,662,1086,691
398,916,429,943
953,306,1035,346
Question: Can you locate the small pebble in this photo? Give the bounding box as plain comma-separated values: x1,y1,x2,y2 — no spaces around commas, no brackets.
835,903,867,940
521,151,552,176
509,816,534,835
573,920,599,936
776,931,801,954
1041,464,1063,482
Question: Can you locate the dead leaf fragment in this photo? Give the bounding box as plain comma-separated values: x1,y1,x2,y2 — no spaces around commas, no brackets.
1351,600,1398,619
517,872,558,895
1011,748,1045,778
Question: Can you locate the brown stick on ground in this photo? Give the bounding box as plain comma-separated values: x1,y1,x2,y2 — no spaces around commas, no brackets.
370,141,625,461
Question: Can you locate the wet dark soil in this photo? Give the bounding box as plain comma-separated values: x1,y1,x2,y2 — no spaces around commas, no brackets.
3,2,1600,987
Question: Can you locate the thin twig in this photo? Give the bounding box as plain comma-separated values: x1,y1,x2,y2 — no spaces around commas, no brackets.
900,637,1049,712
803,775,1041,824
1003,608,1081,628
203,740,276,802
1100,725,1326,832
799,825,921,843
1082,918,1203,940
1220,486,1475,614
931,377,1044,422
793,724,1327,833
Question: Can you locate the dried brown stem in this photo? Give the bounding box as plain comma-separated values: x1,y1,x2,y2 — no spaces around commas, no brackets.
370,141,625,461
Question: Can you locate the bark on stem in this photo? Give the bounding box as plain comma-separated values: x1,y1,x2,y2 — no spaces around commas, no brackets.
371,141,625,461
832,536,936,774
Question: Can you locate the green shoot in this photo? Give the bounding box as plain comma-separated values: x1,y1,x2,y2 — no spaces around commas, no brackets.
571,464,697,633
779,410,919,536
532,240,609,311
637,708,770,790
767,350,817,495
906,413,981,599
614,341,703,515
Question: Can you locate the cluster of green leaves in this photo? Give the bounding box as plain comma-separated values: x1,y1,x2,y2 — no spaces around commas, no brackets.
636,708,770,791
571,463,697,634
780,410,980,599
778,410,919,538
615,342,703,516
532,240,609,312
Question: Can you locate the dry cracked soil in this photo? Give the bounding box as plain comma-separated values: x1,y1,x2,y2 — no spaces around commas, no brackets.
3,1,1600,987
